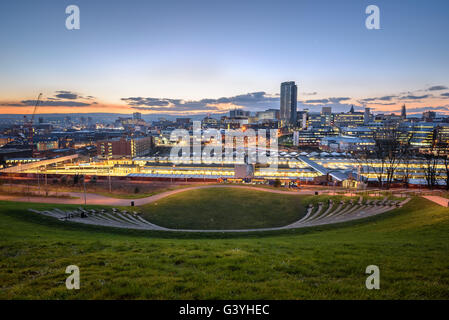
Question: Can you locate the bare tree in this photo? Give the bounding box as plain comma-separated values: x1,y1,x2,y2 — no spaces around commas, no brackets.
434,126,449,190
398,130,415,188
371,126,404,189
423,127,439,189
352,125,410,189
384,128,403,189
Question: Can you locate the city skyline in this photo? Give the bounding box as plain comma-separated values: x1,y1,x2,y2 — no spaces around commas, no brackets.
1,0,449,115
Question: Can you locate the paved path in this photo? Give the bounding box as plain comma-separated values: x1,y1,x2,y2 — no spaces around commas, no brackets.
0,185,316,207
422,196,449,207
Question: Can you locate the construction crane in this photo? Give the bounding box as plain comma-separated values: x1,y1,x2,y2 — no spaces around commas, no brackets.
25,93,42,155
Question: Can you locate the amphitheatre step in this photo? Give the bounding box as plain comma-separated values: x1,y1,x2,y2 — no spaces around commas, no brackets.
305,201,334,222
26,193,411,233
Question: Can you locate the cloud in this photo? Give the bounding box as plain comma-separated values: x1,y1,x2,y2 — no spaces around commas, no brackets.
359,95,397,103
392,105,449,114
0,89,95,108
328,97,351,103
441,93,449,98
304,97,350,105
54,90,79,100
122,97,172,107
121,92,280,114
0,100,91,107
0,103,24,107
304,99,329,104
427,85,448,91
21,100,91,107
372,102,396,106
302,92,317,96
400,94,431,100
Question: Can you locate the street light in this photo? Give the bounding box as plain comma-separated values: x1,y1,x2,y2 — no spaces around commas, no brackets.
108,167,112,193
326,170,341,196
83,175,87,205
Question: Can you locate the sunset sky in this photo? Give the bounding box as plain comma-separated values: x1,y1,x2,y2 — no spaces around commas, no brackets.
0,0,448,116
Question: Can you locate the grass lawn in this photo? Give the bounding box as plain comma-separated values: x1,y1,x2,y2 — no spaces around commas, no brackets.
139,188,306,229
0,193,448,299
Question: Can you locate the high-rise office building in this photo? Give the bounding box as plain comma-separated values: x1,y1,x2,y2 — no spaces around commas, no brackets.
401,105,406,120
133,112,142,120
280,81,297,126
364,107,371,125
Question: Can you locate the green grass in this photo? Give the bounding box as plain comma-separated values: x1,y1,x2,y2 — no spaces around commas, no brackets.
0,194,448,299
139,188,306,230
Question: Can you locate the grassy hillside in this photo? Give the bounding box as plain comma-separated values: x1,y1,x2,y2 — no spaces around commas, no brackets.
0,194,448,299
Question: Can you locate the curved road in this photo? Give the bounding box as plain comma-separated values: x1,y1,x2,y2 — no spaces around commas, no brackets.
0,185,316,207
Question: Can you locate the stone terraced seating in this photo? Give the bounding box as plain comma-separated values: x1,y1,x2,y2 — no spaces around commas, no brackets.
294,197,404,228
27,196,411,233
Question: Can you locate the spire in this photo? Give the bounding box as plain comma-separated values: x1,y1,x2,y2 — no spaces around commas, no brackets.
349,105,354,113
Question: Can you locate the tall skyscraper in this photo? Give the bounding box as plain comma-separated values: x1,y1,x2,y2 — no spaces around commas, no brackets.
364,107,371,125
280,81,297,126
401,105,406,120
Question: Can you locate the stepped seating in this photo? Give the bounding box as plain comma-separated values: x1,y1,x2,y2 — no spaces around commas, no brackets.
27,196,410,233
29,207,157,230
299,197,403,228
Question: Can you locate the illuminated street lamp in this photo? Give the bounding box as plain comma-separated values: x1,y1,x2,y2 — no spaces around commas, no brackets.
326,170,340,195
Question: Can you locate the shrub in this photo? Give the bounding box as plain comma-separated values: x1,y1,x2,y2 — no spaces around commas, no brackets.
273,179,281,188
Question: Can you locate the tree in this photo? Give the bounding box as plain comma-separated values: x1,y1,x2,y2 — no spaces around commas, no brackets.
441,154,449,190
398,130,415,189
423,128,440,189
434,126,449,190
273,179,281,188
353,125,407,189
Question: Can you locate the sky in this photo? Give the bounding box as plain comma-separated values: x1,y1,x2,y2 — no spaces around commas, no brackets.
0,0,448,116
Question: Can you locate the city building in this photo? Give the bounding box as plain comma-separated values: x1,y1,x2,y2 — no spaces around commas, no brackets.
340,127,374,139
423,111,436,122
256,109,279,121
401,105,407,120
229,109,250,118
36,139,59,151
0,148,33,164
280,81,297,126
334,106,364,127
97,137,153,158
319,136,375,152
364,107,371,125
292,127,339,146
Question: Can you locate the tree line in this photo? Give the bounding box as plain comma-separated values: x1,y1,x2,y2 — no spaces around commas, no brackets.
352,124,449,189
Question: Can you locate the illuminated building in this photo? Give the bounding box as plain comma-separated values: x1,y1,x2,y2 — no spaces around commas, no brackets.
97,137,153,158
280,81,297,126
